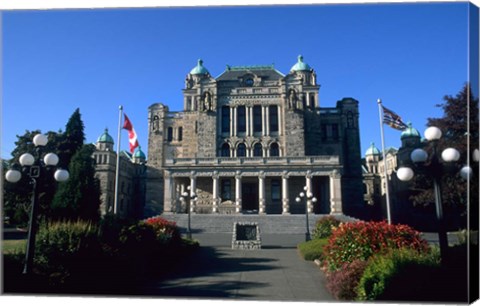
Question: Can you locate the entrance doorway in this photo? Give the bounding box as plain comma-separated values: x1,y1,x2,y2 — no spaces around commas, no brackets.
242,182,259,212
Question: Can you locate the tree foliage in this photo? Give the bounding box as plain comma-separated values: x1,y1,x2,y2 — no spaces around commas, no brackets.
410,84,479,228
50,144,101,222
3,108,100,224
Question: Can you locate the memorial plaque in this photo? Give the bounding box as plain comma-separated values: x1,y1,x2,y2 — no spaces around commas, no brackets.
232,222,261,250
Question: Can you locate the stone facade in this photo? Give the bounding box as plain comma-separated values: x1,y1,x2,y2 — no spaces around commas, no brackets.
146,56,364,218
93,130,146,219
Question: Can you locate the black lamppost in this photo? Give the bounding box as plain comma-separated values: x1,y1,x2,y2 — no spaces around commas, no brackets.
396,126,475,261
5,133,69,275
179,185,197,240
296,186,317,241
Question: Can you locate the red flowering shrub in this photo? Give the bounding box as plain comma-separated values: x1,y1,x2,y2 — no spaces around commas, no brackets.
326,259,369,300
323,221,429,271
144,217,181,244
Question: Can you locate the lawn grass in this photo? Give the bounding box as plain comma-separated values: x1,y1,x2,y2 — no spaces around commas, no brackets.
2,240,26,254
298,238,329,261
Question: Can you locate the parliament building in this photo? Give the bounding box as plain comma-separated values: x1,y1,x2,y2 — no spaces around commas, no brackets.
144,56,364,218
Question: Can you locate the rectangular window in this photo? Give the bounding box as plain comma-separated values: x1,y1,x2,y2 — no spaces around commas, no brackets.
253,105,262,133
178,127,183,141
237,106,246,133
332,124,339,139
269,105,278,132
271,179,281,201
221,179,232,201
167,127,173,142
221,106,230,133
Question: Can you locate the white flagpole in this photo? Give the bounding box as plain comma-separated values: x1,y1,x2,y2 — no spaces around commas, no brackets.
114,105,123,215
377,99,392,224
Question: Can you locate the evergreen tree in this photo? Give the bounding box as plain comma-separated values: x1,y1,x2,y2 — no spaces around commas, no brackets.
51,144,101,222
57,108,85,169
410,84,479,228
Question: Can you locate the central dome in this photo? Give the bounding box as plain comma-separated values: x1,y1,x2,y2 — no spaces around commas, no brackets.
290,55,312,72
190,59,210,75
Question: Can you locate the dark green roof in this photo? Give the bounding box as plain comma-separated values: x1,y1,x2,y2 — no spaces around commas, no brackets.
97,128,114,144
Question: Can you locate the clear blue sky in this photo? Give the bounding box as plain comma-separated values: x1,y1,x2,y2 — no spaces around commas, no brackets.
2,2,477,159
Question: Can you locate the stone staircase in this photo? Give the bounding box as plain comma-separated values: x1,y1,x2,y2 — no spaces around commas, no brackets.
159,214,359,234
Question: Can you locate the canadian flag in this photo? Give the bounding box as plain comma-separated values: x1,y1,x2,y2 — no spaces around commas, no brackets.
123,113,139,153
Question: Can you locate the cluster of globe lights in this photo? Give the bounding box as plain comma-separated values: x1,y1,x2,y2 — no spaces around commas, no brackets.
179,185,198,211
295,186,318,210
397,126,478,182
5,134,69,183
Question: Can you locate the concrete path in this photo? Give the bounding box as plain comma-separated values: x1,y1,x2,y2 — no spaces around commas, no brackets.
141,234,334,302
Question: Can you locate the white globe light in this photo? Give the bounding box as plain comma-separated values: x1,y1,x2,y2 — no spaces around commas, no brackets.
303,186,308,191
179,197,184,202
460,166,473,180
307,192,313,198
44,153,59,166
33,134,48,147
5,170,22,183
299,192,305,198
473,149,479,162
410,148,428,163
312,197,318,203
19,153,35,166
295,197,301,203
182,192,188,197
424,126,442,141
54,169,69,182
397,167,415,181
441,148,460,162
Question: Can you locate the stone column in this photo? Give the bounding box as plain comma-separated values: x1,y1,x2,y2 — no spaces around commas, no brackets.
262,105,266,136
278,105,283,136
233,106,238,137
249,106,254,136
189,172,197,213
212,172,219,213
163,171,173,213
246,106,250,136
265,105,270,136
230,106,234,137
258,171,266,214
306,171,313,213
330,170,343,214
235,171,242,213
282,171,290,214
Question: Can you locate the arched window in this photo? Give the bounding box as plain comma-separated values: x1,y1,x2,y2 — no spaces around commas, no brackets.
310,93,316,108
237,143,246,157
270,143,279,157
221,143,230,157
253,143,263,157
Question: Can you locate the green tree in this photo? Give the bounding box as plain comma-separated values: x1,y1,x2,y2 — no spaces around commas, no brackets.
57,108,85,169
51,144,101,222
410,84,479,228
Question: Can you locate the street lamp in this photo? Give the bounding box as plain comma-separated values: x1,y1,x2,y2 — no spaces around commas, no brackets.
5,133,69,275
396,126,475,260
296,186,317,241
179,185,197,239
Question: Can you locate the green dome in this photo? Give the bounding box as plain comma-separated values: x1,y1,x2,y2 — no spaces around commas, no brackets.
97,128,114,144
190,59,209,75
365,142,381,156
290,55,312,72
401,122,421,139
133,146,146,159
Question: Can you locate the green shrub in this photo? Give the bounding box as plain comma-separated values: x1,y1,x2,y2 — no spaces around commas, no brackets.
35,220,101,283
312,216,341,240
323,221,429,271
326,259,369,300
298,238,329,261
356,248,440,301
